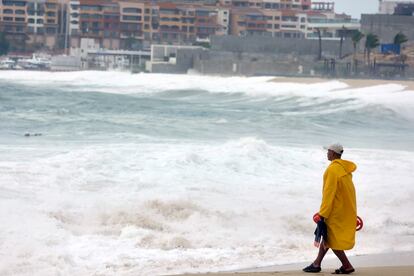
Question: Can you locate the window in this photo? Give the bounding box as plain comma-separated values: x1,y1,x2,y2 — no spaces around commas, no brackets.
282,16,298,22
37,19,44,24
47,11,56,17
123,8,141,13
281,24,296,28
15,17,25,22
28,18,35,23
80,6,101,11
46,27,56,34
3,9,13,14
90,14,102,19
15,10,25,15
195,10,209,16
47,19,55,23
122,15,141,21
3,17,13,21
46,3,57,9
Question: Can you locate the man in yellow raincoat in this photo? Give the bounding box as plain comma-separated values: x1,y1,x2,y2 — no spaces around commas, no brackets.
303,143,357,274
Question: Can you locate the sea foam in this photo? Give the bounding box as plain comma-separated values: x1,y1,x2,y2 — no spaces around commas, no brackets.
0,72,413,275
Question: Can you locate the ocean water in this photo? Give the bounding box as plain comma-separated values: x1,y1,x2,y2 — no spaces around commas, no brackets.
0,71,414,275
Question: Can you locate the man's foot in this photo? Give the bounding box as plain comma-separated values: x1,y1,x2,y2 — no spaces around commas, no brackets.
332,266,355,274
303,263,321,273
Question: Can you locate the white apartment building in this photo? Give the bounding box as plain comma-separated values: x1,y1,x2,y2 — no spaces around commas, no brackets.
68,0,79,35
217,8,230,35
27,0,46,35
379,0,414,14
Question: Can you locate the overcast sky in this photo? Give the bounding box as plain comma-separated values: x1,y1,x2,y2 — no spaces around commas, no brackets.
332,0,379,18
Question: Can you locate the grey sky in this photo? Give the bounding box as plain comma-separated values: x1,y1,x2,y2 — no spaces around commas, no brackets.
332,0,379,18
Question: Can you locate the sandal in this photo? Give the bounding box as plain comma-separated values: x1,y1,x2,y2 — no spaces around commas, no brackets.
303,263,322,273
332,266,355,274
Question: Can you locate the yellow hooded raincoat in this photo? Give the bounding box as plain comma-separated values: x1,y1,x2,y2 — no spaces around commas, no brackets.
319,159,357,250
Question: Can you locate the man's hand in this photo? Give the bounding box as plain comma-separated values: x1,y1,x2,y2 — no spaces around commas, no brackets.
313,213,322,223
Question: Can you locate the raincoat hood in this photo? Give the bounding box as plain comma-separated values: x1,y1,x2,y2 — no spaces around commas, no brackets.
330,159,357,177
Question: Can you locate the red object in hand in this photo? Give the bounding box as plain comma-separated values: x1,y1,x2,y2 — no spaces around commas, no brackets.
356,216,364,231
313,213,321,223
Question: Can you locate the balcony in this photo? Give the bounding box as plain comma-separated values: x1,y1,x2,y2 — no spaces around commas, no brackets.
308,18,359,24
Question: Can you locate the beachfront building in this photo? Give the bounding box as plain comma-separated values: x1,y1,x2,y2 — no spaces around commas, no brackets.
230,8,267,36
0,0,63,50
1,0,360,52
0,0,28,50
68,0,79,39
118,0,145,48
152,3,227,44
379,0,414,15
75,0,121,49
305,2,360,40
225,0,308,38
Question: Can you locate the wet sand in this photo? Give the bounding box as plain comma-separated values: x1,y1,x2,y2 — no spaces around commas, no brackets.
177,266,414,276
168,251,414,276
271,77,414,91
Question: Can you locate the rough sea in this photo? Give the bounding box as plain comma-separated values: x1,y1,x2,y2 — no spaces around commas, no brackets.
0,71,414,275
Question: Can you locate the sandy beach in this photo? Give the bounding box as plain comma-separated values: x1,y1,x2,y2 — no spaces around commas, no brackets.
170,251,414,276
176,266,414,276
271,77,414,91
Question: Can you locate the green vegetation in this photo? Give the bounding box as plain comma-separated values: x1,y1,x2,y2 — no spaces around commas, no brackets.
393,32,408,46
0,32,10,56
365,33,380,65
351,30,364,72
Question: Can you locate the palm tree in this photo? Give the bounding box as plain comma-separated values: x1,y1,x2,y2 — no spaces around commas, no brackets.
393,32,408,45
316,28,322,60
351,30,364,72
365,33,379,65
338,26,348,59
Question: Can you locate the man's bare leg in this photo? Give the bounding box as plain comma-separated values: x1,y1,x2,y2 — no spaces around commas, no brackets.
332,249,354,271
313,243,329,267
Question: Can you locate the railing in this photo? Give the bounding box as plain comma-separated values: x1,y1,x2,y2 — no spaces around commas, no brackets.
308,18,360,24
